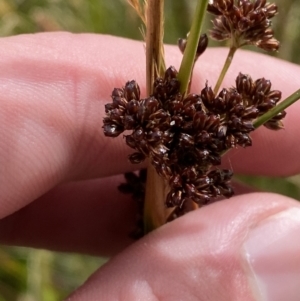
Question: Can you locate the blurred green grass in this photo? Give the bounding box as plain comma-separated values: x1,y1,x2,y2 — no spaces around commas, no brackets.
0,246,106,300
1,0,300,300
1,0,300,62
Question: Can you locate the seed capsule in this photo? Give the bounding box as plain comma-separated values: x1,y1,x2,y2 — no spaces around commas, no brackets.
103,123,123,137
128,152,145,164
124,80,140,101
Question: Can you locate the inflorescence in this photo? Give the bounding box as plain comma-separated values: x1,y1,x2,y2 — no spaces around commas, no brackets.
103,0,285,225
207,0,279,51
103,67,285,208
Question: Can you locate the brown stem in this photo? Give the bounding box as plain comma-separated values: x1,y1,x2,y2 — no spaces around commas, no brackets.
144,0,168,234
145,0,165,94
144,165,170,232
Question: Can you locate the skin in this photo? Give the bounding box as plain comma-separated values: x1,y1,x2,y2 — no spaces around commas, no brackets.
0,32,300,300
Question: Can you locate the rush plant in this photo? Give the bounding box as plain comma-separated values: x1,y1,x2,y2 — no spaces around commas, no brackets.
103,0,300,236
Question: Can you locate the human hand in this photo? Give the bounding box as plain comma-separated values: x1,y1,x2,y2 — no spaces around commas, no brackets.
0,33,300,300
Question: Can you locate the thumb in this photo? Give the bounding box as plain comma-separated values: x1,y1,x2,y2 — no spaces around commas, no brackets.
66,193,300,301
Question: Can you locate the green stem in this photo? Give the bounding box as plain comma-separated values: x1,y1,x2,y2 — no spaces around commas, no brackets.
213,46,237,94
254,89,300,128
177,0,209,95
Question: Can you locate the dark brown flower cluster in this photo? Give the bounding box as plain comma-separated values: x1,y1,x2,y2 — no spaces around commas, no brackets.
103,67,285,208
207,0,279,51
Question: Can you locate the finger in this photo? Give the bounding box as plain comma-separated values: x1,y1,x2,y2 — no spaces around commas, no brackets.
67,193,300,301
1,32,300,219
0,175,138,256
0,176,254,256
0,32,148,218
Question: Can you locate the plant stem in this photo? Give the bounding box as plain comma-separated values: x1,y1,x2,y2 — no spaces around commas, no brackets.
145,0,165,94
144,165,170,233
254,89,300,128
177,0,209,95
213,46,237,94
144,0,167,234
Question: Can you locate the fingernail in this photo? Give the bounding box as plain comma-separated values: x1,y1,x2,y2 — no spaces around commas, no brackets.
244,207,300,301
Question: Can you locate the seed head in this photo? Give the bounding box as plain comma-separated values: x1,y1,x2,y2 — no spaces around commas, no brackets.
208,0,279,51
103,67,285,210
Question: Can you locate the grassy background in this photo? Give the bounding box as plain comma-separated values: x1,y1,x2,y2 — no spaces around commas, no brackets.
0,0,300,300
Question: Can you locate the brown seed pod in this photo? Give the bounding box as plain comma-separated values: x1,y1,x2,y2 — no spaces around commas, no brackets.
128,152,146,164
124,80,140,101
178,33,208,59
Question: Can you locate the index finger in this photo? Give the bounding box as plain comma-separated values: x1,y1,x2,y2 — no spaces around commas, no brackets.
0,32,300,219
